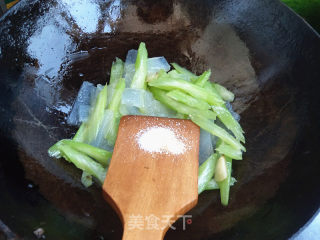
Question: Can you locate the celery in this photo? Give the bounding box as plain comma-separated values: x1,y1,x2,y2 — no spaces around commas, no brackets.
130,42,148,90
213,83,234,102
150,88,216,120
60,140,111,167
86,84,108,143
167,69,191,82
73,122,88,143
198,154,218,194
171,63,197,80
194,70,211,87
149,77,224,106
106,78,125,145
105,116,120,146
216,141,242,160
218,157,232,206
109,57,124,86
167,90,211,110
59,144,106,184
191,114,245,151
108,78,126,114
48,141,63,158
212,106,245,143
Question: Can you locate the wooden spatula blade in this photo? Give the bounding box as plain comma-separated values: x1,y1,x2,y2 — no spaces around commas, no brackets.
103,115,200,240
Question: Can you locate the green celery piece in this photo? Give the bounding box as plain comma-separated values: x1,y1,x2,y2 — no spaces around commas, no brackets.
213,83,234,102
86,84,108,143
191,114,245,151
198,154,219,194
212,105,245,143
216,141,242,160
108,78,126,114
73,122,88,143
48,141,64,158
105,115,120,146
205,81,245,143
81,171,93,187
130,42,148,89
218,157,232,206
205,177,236,190
167,90,211,110
194,70,211,87
148,76,224,106
60,140,111,167
59,144,106,184
109,57,124,86
106,77,124,145
168,69,191,82
204,81,223,101
171,63,197,81
150,88,216,120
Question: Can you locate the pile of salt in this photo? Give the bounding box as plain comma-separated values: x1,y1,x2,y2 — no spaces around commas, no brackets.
136,126,186,155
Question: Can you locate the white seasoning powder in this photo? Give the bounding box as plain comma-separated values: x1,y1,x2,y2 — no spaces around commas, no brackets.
136,126,186,155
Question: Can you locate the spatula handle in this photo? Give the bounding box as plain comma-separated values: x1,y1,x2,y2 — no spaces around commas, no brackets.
122,227,164,240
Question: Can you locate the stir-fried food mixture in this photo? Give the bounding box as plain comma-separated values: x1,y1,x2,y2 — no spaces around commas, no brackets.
49,42,245,206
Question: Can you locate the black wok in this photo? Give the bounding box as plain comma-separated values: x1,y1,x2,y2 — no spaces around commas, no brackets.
0,0,320,239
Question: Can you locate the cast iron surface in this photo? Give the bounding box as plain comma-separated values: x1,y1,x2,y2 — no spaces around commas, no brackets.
0,0,320,239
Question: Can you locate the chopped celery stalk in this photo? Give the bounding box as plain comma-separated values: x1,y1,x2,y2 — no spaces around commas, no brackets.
213,83,234,102
198,154,219,194
167,90,211,110
204,81,223,101
216,141,242,160
60,140,111,167
107,78,124,145
91,109,114,149
109,57,124,86
218,157,232,206
105,116,120,146
150,88,217,120
168,70,191,82
73,122,88,143
48,141,63,158
191,114,245,151
148,76,225,106
130,42,148,89
214,155,228,182
212,106,245,143
194,70,211,87
205,81,244,142
171,63,197,80
81,171,93,187
86,84,108,143
59,144,106,184
108,78,126,114
205,177,236,190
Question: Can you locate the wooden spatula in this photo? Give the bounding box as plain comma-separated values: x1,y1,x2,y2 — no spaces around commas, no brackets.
103,115,200,240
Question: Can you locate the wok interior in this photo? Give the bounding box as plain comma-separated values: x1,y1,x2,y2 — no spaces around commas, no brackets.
0,0,320,239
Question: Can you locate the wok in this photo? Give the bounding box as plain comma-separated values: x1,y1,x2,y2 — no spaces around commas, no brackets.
0,0,320,239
